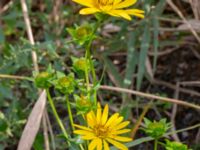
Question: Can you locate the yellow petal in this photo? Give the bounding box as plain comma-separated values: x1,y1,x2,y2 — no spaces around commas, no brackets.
74,130,92,135
80,7,100,15
96,103,102,124
89,138,99,150
125,9,145,18
114,0,137,9
74,124,92,131
100,5,113,12
87,111,96,127
105,113,119,127
109,116,124,128
101,104,109,125
103,140,110,150
97,139,102,150
107,10,132,20
112,129,131,135
113,0,122,5
82,134,96,140
72,0,94,7
106,138,128,150
113,136,132,142
115,121,130,130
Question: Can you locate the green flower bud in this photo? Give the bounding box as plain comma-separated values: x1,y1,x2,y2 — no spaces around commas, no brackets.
73,58,89,72
35,72,53,88
55,74,75,94
165,140,191,150
76,26,92,39
143,118,170,139
74,95,94,114
67,24,94,46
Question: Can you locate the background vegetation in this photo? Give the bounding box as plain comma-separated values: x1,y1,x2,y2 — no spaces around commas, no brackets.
0,0,200,149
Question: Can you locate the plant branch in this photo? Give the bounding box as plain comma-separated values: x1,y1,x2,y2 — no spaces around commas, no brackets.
99,85,200,110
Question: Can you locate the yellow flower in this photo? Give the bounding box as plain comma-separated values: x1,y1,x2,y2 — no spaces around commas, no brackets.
74,103,132,150
72,0,144,20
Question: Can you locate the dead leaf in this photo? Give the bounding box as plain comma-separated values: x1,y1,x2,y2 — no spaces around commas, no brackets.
102,24,121,37
17,90,46,150
178,19,200,32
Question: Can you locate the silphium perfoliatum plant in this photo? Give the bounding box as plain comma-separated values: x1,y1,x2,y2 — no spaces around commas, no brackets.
52,71,76,94
143,118,171,139
34,65,55,89
165,139,192,150
73,94,95,115
72,57,90,78
67,24,94,46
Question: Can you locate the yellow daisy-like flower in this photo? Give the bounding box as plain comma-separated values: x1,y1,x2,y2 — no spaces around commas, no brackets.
74,103,132,150
72,0,144,20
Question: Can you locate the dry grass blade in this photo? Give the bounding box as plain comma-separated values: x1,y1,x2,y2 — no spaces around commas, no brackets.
17,90,46,150
131,102,152,139
167,0,200,44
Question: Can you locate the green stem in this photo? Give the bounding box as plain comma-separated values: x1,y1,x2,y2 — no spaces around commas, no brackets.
84,61,90,92
66,95,75,131
65,96,85,150
154,139,158,150
84,19,102,105
46,89,70,144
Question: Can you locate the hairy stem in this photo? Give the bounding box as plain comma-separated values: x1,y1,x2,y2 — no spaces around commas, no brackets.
46,89,69,144
84,19,102,105
154,139,158,150
66,95,75,131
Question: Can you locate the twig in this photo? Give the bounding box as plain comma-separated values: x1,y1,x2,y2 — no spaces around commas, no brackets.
180,81,200,87
20,0,39,72
196,128,200,144
45,110,56,150
190,47,200,60
99,85,200,110
152,79,200,97
157,17,183,23
166,123,200,136
189,0,200,20
0,0,13,14
171,83,180,142
42,116,50,150
166,0,200,44
0,74,30,80
148,46,180,57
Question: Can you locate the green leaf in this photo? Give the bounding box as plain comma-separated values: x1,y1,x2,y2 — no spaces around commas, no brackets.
110,137,153,150
136,21,151,90
0,27,5,44
33,134,44,150
123,31,138,88
102,54,123,87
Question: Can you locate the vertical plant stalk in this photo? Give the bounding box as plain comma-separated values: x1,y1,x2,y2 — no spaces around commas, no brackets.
66,95,75,131
84,19,102,105
66,96,84,150
154,139,158,150
46,89,69,143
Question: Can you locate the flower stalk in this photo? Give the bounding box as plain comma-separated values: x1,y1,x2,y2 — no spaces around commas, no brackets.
84,19,102,105
154,139,158,150
46,89,69,143
66,95,75,131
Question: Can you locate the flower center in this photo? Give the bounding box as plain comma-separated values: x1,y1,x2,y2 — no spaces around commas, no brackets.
98,0,112,5
97,0,114,11
93,124,109,138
